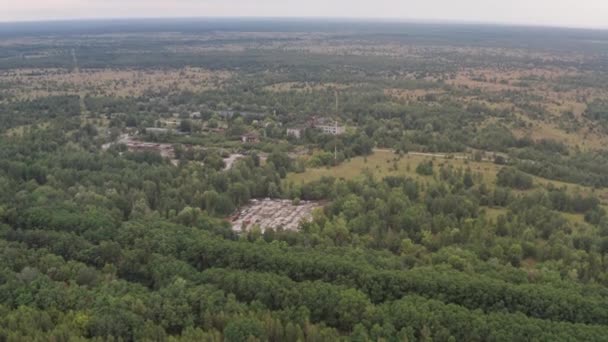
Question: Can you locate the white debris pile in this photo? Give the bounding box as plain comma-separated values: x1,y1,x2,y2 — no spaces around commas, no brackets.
231,199,321,233
223,154,245,170
102,134,175,158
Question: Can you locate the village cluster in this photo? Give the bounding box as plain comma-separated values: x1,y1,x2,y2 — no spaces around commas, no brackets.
102,110,344,233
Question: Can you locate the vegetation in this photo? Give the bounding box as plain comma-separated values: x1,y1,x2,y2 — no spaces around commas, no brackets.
2,18,608,341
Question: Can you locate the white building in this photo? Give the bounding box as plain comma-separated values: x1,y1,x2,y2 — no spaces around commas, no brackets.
317,121,346,135
287,128,303,139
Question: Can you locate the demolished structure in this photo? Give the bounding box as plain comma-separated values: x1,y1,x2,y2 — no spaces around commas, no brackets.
231,199,321,233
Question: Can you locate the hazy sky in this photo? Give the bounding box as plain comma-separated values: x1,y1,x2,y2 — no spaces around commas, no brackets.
2,0,608,29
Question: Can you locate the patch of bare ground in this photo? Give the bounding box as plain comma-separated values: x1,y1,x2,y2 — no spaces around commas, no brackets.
384,88,444,101
0,67,232,99
510,113,608,151
446,67,577,92
263,82,356,93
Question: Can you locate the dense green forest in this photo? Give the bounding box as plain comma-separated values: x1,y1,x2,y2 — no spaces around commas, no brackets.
2,19,608,341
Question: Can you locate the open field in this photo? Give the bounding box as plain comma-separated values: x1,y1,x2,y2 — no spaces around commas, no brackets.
384,88,444,101
287,149,601,228
288,149,608,207
287,149,501,185
264,82,357,93
481,207,509,221
0,67,232,99
3,122,50,137
510,118,608,150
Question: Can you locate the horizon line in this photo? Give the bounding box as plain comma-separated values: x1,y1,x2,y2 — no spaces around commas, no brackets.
0,15,607,32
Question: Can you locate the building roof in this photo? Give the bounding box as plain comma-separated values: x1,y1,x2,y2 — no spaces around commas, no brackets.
242,132,260,138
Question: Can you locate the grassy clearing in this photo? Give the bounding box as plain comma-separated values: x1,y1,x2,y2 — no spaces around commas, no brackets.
481,207,509,221
476,206,587,227
384,88,444,101
287,150,501,185
480,204,591,227
287,151,595,226
263,82,356,93
0,67,232,99
82,116,110,127
530,174,608,206
287,149,608,207
561,212,589,226
4,122,50,137
512,117,608,151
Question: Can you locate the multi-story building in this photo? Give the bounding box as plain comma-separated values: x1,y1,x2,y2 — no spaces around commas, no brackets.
317,121,346,135
287,128,303,139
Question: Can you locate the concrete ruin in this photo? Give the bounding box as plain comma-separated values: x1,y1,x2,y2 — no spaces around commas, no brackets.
102,134,175,159
125,141,175,158
231,199,321,233
223,153,245,170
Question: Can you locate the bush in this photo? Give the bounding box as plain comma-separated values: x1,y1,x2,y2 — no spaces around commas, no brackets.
416,161,434,176
496,167,533,189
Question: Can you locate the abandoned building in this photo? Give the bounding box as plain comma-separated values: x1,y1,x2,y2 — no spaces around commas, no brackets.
317,121,346,135
308,117,346,136
231,199,321,233
223,153,246,170
103,134,175,159
125,141,175,158
241,132,260,143
287,127,304,139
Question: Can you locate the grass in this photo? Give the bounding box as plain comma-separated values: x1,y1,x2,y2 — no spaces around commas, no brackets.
530,174,608,206
263,82,355,93
476,207,588,227
481,207,508,221
4,122,50,137
287,149,608,208
513,119,608,150
561,212,588,226
479,204,590,227
0,67,232,99
286,150,501,185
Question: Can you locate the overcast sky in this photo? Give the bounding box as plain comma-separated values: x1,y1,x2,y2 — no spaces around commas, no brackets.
2,0,608,29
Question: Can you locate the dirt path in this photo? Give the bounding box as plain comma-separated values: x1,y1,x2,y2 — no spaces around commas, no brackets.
71,48,89,115
373,148,466,159
71,48,80,73
373,148,497,163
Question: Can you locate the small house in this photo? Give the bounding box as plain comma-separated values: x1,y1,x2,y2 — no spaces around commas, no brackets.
287,128,303,139
241,132,260,144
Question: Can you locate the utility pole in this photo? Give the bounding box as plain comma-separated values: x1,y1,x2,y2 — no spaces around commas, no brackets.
334,90,339,162
334,120,338,161
335,89,339,113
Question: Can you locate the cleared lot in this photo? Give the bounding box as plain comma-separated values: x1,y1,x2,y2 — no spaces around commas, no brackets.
231,199,321,233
